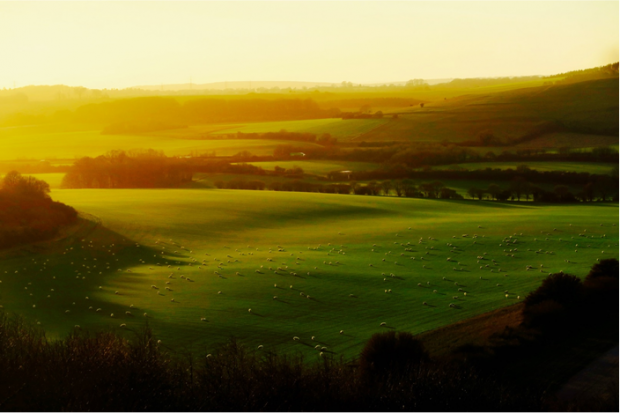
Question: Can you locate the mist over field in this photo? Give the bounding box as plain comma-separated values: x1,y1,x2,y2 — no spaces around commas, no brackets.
0,2,618,411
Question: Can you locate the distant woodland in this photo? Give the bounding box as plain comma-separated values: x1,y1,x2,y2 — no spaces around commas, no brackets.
61,150,193,189
0,172,77,249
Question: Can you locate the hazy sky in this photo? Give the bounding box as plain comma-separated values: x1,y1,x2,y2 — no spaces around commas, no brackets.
1,1,618,89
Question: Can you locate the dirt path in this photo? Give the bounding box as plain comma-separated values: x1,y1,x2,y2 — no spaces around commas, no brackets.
556,344,619,402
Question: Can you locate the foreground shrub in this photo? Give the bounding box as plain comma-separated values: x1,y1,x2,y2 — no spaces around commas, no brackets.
0,312,539,412
585,258,619,282
583,259,619,317
359,331,429,380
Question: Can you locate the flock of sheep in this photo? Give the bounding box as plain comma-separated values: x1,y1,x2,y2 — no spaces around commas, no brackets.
0,220,616,355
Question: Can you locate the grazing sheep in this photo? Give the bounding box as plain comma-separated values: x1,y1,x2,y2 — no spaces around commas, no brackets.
380,322,386,326
339,330,344,334
293,336,300,341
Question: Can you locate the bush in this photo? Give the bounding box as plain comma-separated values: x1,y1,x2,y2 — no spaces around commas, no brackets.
584,259,619,317
359,331,428,380
522,273,584,330
523,273,583,309
585,259,619,282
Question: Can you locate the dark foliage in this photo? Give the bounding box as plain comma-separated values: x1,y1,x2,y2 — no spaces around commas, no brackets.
524,273,584,310
359,331,428,379
0,172,77,249
62,149,193,189
585,258,619,282
0,312,539,412
583,259,620,316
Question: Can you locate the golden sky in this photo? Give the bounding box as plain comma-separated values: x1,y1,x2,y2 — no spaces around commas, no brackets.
1,1,618,89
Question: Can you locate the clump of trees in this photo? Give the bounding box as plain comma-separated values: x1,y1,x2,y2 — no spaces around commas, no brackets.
209,176,463,200
522,259,619,333
0,172,77,249
61,150,193,189
467,174,618,203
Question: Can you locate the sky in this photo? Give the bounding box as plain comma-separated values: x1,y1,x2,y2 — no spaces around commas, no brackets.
0,1,618,89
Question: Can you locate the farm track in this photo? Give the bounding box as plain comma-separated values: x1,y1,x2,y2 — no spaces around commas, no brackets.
556,345,619,403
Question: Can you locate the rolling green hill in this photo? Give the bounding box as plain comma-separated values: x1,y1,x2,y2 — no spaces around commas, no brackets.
362,79,619,146
0,189,616,359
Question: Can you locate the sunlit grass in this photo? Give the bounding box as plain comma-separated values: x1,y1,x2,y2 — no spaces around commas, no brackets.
1,189,616,358
0,128,323,160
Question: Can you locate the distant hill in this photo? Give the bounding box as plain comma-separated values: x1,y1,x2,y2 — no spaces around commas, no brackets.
133,80,339,92
358,78,619,146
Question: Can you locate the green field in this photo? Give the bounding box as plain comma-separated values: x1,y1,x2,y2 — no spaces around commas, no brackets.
0,189,616,359
204,118,389,140
0,127,325,160
434,162,617,175
0,118,386,161
360,79,619,146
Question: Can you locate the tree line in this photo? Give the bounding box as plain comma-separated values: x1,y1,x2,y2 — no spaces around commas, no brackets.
467,177,618,203
0,172,77,249
260,141,617,168
213,178,464,200
61,150,193,189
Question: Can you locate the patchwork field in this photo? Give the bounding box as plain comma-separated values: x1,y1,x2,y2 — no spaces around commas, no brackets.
0,128,324,160
0,189,616,359
363,79,619,145
204,118,389,140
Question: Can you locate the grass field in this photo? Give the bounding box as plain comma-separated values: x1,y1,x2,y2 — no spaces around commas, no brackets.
0,189,616,359
434,162,617,175
204,118,389,140
360,79,619,146
0,118,383,161
0,128,325,160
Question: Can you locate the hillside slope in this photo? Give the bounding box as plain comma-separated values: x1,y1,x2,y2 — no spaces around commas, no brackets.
360,78,619,145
